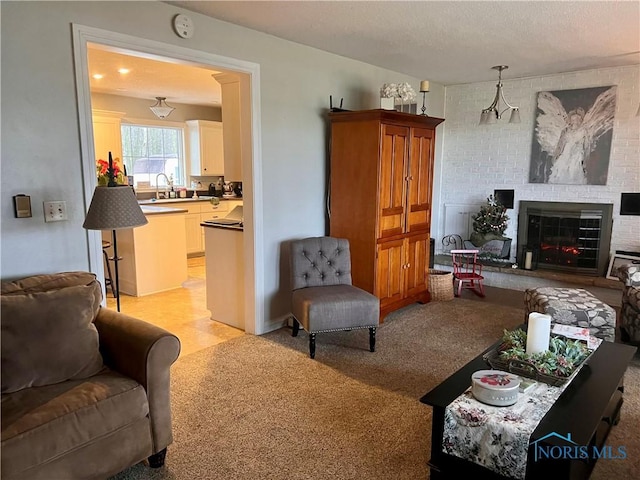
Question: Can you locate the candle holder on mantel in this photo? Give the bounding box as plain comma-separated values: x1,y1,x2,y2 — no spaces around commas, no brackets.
419,80,430,116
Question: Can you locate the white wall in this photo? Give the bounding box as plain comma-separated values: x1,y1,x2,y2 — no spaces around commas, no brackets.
0,1,445,330
437,65,640,257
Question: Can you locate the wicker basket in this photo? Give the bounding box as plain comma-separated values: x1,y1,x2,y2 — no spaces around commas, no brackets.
429,269,454,301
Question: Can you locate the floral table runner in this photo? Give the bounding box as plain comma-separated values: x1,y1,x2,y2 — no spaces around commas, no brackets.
442,380,569,479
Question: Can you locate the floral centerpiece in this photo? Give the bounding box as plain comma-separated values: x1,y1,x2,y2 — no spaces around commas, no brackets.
380,83,398,99
396,82,416,104
96,158,126,186
380,82,417,111
495,329,590,379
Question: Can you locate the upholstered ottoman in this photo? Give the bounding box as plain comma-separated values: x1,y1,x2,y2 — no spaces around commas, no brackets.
524,287,616,342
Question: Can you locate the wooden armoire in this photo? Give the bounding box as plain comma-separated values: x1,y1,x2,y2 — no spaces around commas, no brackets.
328,109,444,320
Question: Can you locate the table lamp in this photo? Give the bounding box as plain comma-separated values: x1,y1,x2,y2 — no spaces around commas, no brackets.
83,153,147,311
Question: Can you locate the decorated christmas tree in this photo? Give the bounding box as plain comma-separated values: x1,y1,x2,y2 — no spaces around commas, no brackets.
472,195,509,237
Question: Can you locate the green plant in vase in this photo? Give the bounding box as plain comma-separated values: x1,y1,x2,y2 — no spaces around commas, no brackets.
497,329,590,378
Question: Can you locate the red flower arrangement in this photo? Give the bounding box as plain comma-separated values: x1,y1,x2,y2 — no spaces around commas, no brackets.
96,158,125,186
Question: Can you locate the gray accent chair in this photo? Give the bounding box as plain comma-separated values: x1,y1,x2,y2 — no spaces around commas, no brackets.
289,236,380,359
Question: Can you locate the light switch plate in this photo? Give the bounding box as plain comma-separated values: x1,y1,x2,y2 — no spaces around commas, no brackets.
43,201,68,222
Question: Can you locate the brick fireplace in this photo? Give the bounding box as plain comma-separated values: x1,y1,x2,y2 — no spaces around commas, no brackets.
517,201,613,276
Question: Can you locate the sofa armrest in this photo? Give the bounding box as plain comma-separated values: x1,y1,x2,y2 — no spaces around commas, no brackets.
94,307,181,454
615,263,640,287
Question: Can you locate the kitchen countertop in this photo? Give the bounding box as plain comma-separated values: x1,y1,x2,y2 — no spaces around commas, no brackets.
201,221,243,231
140,205,188,215
138,196,242,205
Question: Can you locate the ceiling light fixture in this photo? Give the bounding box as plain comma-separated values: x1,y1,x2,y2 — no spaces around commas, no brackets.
118,68,130,74
479,65,520,125
92,74,104,80
149,97,175,119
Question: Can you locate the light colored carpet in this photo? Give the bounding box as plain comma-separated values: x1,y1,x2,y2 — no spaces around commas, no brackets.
111,299,639,480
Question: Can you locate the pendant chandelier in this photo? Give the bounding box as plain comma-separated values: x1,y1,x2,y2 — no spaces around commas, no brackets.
479,66,520,125
149,97,175,119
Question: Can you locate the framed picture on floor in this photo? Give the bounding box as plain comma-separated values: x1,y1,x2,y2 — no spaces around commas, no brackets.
606,253,640,280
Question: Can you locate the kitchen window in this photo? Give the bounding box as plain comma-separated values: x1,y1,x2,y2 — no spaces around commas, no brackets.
121,124,185,188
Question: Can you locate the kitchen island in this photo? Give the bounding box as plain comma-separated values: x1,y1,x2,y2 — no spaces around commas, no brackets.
202,222,244,330
105,205,188,296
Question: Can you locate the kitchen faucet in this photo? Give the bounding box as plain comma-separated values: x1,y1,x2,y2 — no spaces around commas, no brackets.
155,173,171,199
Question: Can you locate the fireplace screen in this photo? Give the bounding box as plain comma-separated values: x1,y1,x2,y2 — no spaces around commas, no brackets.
518,202,613,276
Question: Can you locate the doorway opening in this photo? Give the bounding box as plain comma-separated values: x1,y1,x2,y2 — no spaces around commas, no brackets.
73,24,264,336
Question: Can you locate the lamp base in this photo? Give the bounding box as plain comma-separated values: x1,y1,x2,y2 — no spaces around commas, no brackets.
420,91,428,116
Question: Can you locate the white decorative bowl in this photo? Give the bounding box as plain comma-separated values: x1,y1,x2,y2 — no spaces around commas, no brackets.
471,370,520,406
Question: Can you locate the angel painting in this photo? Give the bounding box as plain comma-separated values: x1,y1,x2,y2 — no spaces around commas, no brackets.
529,86,616,185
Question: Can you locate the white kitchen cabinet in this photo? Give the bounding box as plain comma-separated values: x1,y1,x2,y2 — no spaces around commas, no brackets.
187,120,224,176
185,203,205,255
92,109,125,167
113,206,188,297
182,199,244,256
204,225,244,330
202,200,229,221
200,201,229,250
212,74,244,181
224,200,243,213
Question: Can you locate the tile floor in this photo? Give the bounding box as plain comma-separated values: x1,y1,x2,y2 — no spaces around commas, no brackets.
105,256,244,358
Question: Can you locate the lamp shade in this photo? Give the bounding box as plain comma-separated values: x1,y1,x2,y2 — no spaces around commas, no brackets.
509,108,521,124
83,186,148,231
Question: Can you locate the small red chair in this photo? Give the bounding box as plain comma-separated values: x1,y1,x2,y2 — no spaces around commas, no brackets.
451,249,485,297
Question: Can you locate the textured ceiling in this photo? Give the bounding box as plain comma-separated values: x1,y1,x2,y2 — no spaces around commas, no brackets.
89,1,640,106
168,0,640,85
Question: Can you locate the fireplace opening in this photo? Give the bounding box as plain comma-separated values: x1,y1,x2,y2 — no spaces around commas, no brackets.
518,201,613,276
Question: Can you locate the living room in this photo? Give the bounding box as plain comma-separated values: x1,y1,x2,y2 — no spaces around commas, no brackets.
1,2,639,479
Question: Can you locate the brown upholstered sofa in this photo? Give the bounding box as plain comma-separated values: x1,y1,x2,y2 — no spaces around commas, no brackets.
1,272,181,480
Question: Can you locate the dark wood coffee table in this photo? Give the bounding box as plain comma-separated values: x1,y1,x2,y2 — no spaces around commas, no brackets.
420,336,637,479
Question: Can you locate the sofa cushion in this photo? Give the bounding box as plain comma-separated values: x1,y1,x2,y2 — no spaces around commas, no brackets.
1,283,104,393
1,370,149,479
1,271,102,319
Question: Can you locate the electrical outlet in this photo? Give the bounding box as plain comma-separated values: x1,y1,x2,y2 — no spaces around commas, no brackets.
43,201,68,222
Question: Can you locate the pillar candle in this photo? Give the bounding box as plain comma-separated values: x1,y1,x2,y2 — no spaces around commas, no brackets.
526,312,551,354
420,80,430,92
524,251,533,269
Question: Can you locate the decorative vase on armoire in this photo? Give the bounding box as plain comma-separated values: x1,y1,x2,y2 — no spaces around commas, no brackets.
328,109,444,321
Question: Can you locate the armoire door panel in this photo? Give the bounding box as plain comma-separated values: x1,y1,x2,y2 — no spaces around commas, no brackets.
376,239,404,307
379,125,409,239
405,234,430,297
407,128,434,234
379,206,404,237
